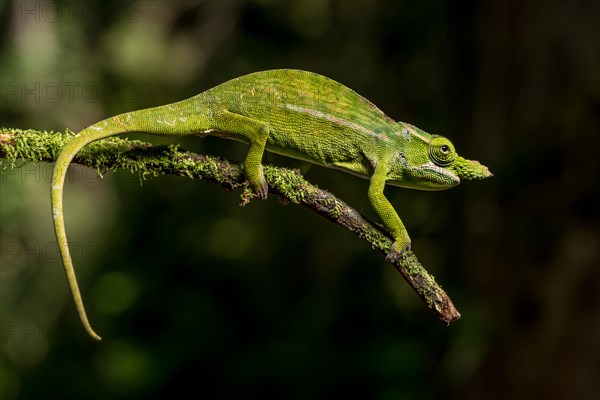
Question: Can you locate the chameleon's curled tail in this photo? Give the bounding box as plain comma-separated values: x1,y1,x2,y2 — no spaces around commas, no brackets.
51,124,131,341
51,113,158,340
53,101,211,340
51,104,205,340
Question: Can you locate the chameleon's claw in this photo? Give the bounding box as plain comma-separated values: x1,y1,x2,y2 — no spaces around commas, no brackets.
245,165,269,200
253,167,269,199
254,181,268,200
385,240,411,263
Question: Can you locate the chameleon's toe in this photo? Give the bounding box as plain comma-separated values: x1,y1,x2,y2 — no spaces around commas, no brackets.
385,240,411,263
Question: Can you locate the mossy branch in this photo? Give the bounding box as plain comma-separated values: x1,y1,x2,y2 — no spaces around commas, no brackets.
0,128,460,325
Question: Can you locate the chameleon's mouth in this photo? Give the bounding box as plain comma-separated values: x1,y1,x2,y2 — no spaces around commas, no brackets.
386,163,459,190
423,162,461,186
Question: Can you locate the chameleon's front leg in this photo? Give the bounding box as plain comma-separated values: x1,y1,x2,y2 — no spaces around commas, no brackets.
368,161,411,262
215,110,270,198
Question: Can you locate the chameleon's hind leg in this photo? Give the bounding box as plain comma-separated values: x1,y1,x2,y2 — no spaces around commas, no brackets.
214,110,270,199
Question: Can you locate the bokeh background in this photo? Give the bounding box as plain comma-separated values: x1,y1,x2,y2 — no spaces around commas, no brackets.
1,1,598,399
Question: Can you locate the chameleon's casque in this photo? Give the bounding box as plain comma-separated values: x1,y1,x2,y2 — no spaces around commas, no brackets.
51,69,491,340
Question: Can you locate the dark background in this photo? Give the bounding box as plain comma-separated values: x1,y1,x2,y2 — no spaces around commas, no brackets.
1,1,598,399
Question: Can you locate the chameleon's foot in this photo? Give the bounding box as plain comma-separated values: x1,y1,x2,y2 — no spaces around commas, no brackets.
249,165,268,200
385,240,411,263
254,179,268,199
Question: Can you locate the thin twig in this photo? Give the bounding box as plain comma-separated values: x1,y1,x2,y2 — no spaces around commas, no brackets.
0,128,460,324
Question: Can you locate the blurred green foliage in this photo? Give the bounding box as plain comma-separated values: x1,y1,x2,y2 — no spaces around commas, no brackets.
1,1,599,399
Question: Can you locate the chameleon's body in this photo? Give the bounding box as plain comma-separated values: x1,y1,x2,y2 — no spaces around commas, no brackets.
51,69,491,340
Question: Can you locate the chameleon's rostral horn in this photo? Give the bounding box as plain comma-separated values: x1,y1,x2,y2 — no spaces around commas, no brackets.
451,156,493,180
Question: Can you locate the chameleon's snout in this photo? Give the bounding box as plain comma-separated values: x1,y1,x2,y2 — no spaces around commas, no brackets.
451,157,493,180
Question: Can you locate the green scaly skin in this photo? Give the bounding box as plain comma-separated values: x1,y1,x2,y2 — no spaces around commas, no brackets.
51,69,492,340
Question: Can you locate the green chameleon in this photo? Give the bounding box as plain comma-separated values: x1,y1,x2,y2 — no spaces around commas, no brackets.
51,69,491,340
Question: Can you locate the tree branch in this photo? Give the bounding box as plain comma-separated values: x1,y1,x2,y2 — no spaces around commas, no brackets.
0,128,460,324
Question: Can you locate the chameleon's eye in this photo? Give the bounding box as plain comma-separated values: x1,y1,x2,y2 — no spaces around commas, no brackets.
429,136,456,166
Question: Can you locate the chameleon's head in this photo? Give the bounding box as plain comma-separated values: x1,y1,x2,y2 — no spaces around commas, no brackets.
388,124,492,190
